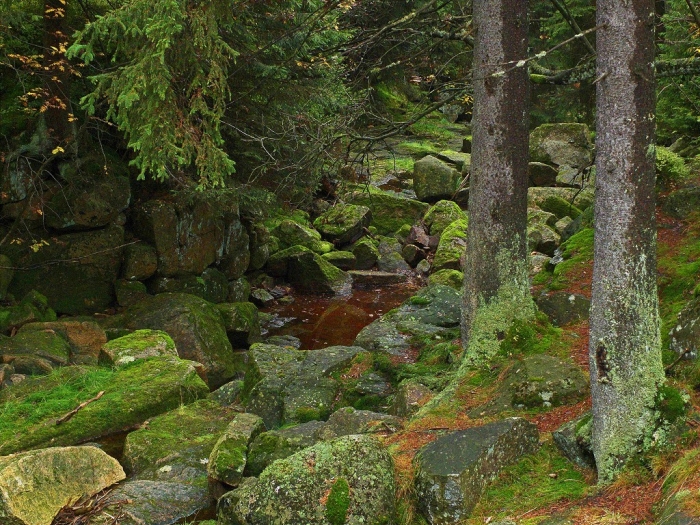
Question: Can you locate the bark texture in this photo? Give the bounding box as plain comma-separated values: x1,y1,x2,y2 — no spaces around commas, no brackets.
461,0,534,365
590,0,664,483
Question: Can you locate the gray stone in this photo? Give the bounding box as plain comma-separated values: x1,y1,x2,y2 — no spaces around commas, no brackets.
100,329,177,367
414,418,539,525
423,200,468,237
413,155,461,202
286,247,352,295
115,279,150,307
345,188,429,236
507,354,589,409
216,302,262,348
377,250,412,273
391,379,434,417
121,243,158,281
536,292,590,326
322,251,356,270
527,222,561,256
227,277,251,303
273,220,332,254
529,123,593,169
350,237,379,270
529,162,558,187
552,413,595,469
317,407,401,441
435,150,471,172
670,295,700,359
89,480,210,525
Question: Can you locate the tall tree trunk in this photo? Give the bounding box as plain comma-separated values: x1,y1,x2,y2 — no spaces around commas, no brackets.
590,0,664,483
461,0,534,365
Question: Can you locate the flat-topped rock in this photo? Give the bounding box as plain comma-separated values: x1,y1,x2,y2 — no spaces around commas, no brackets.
348,270,408,287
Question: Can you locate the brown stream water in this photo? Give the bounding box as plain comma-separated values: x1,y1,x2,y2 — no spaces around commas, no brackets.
262,282,420,349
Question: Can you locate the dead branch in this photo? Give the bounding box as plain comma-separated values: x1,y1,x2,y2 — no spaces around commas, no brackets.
56,391,104,425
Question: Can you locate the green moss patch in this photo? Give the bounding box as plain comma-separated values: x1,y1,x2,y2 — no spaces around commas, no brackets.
325,477,351,525
469,442,590,523
533,228,594,290
0,357,208,455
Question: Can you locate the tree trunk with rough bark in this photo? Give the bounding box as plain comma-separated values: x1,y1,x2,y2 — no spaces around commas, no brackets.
460,0,534,366
590,0,664,483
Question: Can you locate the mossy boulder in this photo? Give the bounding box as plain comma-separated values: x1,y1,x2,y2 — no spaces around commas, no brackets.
313,204,372,246
246,222,271,272
390,379,434,417
428,269,463,290
552,412,595,469
435,150,471,172
243,344,362,429
115,279,150,307
0,330,71,373
218,435,395,525
322,251,356,270
2,225,124,315
0,292,57,335
273,220,332,254
669,295,700,359
414,418,539,524
536,292,590,326
345,187,429,235
44,173,131,231
123,399,242,489
528,162,558,187
266,245,311,277
507,354,589,409
131,198,235,277
216,302,262,348
286,248,352,295
121,243,158,281
147,268,229,304
528,187,589,218
227,277,251,303
527,221,561,256
432,218,467,272
316,406,401,441
107,293,237,388
413,155,461,202
663,187,700,220
245,420,326,476
208,412,266,486
350,237,380,270
100,329,177,367
0,446,125,525
423,200,468,237
0,357,208,455
19,319,106,365
529,123,593,168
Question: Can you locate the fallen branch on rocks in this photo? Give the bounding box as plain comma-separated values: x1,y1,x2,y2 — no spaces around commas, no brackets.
56,391,105,425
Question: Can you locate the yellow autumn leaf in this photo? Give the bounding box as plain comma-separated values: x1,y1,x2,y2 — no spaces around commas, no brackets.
52,146,64,154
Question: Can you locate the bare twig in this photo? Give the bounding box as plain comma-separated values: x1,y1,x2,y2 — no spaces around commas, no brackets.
56,391,105,425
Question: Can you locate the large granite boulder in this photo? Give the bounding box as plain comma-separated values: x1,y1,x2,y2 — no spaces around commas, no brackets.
507,354,589,409
108,293,237,388
218,435,395,525
2,224,124,315
0,329,71,375
350,237,380,270
345,187,429,235
0,357,208,455
0,446,125,525
552,413,595,469
413,155,461,202
529,123,593,170
313,204,372,246
414,418,539,524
